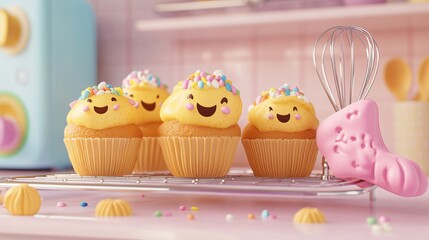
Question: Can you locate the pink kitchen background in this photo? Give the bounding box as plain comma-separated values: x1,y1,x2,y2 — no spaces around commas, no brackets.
88,0,429,168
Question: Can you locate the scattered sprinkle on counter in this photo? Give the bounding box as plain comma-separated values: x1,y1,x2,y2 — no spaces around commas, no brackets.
269,214,277,220
226,214,233,221
187,214,195,220
366,217,377,225
261,209,270,219
378,216,391,223
164,212,172,217
367,216,393,234
56,201,67,207
190,206,199,211
154,210,162,217
179,205,187,211
80,202,88,207
247,213,255,220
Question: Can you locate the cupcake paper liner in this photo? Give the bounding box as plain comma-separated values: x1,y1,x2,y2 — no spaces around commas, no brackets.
133,137,168,173
64,138,141,176
242,139,318,178
158,137,240,178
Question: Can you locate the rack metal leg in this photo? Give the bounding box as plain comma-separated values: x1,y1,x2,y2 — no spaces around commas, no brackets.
321,156,331,181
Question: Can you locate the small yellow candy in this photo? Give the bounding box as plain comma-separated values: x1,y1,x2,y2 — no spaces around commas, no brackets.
114,87,123,95
247,213,255,220
190,206,199,211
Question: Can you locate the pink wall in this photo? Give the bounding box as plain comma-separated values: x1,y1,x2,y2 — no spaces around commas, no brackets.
88,0,429,168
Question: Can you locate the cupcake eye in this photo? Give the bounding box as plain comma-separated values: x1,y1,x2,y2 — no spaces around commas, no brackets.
220,97,228,104
269,106,273,111
187,94,194,100
293,106,298,111
87,99,92,103
157,94,160,99
111,97,117,102
129,94,134,98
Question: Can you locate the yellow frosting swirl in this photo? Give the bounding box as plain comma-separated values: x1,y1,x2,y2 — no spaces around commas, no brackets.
248,85,318,132
122,70,169,125
95,199,133,217
67,82,140,130
160,70,242,129
4,184,41,216
293,207,326,224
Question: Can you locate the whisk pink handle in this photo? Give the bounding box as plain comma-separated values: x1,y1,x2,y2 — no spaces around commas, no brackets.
317,99,428,197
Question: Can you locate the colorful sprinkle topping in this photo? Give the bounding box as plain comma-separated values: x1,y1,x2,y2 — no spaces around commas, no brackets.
187,213,195,220
190,206,199,211
378,216,391,223
179,205,187,211
122,70,167,89
80,202,88,207
249,84,309,111
78,82,123,100
247,213,255,220
176,70,240,96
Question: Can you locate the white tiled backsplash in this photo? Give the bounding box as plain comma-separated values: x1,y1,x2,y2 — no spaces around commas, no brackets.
88,0,429,168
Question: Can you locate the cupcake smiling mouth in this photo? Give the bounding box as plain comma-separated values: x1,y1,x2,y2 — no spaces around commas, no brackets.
141,101,156,111
94,106,108,114
277,113,291,123
197,103,217,117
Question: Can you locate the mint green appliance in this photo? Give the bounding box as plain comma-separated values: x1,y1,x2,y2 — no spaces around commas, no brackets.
0,0,96,169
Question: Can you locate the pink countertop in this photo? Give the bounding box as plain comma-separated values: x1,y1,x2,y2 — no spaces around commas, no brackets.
0,170,428,240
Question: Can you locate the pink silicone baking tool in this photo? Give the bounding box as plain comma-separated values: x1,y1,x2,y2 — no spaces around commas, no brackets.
313,26,428,197
317,99,428,197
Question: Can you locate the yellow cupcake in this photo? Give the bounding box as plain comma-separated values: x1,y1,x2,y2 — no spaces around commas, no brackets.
4,184,41,216
159,70,242,177
122,70,169,126
64,82,142,176
242,84,319,178
95,199,133,217
122,70,170,172
160,78,242,129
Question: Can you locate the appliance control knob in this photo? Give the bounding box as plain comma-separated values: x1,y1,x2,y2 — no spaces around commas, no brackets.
0,94,27,155
0,7,29,55
0,9,21,48
0,116,21,154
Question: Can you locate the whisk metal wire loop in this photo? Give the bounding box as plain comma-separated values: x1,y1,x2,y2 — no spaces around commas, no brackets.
313,26,380,111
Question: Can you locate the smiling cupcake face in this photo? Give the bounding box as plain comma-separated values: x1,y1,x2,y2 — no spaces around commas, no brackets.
248,85,318,132
122,70,169,125
160,70,242,129
67,82,140,130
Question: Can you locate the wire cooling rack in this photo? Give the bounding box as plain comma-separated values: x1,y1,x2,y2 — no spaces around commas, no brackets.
0,168,376,198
